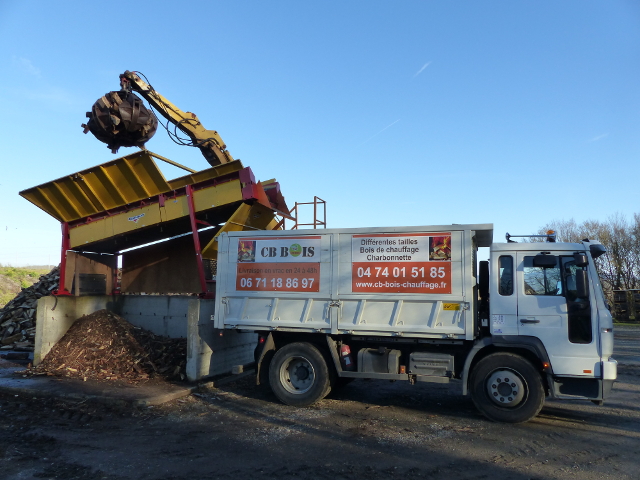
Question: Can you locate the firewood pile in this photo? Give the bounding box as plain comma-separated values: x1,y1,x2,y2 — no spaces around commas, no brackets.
28,309,187,382
0,267,60,352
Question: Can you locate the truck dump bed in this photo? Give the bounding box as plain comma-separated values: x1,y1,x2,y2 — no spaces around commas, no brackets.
215,224,493,340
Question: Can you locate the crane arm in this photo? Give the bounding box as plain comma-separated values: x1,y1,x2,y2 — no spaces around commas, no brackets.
119,70,234,167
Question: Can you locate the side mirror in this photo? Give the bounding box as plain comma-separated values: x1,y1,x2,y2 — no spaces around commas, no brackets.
573,253,589,267
575,270,589,299
533,254,557,268
589,244,606,259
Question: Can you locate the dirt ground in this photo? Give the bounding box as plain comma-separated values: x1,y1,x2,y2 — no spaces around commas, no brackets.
1,327,639,480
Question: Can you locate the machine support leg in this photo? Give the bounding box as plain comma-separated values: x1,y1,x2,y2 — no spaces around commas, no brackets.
186,185,210,297
56,222,72,295
112,253,120,295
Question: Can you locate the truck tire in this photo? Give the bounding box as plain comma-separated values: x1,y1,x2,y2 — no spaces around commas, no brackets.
469,352,545,423
269,342,332,407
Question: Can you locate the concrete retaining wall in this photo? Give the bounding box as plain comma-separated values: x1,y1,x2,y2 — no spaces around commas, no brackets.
34,295,256,382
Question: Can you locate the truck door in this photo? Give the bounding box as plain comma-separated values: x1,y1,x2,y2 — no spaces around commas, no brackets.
516,253,600,377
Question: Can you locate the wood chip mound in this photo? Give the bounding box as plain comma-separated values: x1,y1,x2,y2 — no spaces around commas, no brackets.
29,309,186,382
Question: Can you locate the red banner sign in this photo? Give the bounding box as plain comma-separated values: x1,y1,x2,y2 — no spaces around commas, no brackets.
351,233,452,294
352,261,451,293
236,262,320,292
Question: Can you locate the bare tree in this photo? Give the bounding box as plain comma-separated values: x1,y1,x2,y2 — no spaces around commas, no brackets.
535,214,640,301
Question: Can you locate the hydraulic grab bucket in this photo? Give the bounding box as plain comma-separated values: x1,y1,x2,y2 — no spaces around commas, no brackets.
82,90,158,153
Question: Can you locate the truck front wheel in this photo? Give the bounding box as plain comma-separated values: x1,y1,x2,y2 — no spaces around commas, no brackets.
470,353,545,423
269,342,332,407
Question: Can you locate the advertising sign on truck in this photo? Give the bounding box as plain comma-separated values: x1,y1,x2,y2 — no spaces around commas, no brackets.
235,236,321,293
351,232,452,294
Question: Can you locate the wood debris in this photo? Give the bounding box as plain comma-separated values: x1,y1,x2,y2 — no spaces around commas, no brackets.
0,267,59,351
27,309,187,383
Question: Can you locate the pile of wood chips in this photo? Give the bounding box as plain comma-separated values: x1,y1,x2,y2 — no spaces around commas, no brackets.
29,309,187,383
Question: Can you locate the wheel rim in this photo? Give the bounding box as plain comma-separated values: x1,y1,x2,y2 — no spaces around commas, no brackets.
485,369,526,407
279,355,316,394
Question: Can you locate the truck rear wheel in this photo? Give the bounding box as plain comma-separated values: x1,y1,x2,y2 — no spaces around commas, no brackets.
269,342,331,407
470,352,545,423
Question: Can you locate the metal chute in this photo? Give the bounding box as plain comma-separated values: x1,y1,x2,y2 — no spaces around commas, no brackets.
82,90,158,153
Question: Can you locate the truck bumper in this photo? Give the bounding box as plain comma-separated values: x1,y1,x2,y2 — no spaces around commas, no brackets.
602,357,617,400
548,358,617,401
602,358,617,381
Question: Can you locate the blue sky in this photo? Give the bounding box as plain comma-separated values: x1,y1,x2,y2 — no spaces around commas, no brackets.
0,1,638,266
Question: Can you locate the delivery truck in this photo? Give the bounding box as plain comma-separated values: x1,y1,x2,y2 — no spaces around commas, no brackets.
213,223,616,423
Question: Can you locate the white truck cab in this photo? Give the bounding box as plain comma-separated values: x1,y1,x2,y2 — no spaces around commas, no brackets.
486,239,616,404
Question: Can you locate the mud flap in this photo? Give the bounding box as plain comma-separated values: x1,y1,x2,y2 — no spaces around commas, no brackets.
255,333,276,385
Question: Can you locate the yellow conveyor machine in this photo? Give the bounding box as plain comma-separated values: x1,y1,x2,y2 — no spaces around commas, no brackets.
20,150,290,297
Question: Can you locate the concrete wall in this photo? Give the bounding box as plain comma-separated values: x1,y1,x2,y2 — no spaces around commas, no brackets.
34,295,256,381
186,299,257,381
115,296,191,338
34,295,113,365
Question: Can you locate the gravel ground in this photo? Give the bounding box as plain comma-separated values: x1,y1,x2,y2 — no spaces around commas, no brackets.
1,326,638,480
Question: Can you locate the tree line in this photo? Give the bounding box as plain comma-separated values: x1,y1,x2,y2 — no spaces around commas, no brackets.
535,213,640,299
